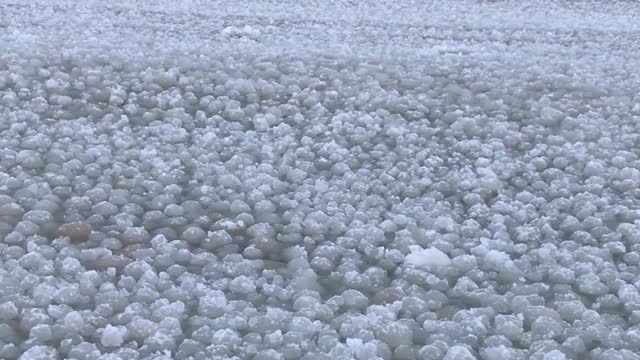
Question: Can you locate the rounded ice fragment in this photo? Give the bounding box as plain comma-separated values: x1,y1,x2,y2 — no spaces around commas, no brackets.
56,222,92,241
443,345,476,360
405,246,451,268
101,324,126,347
122,227,151,244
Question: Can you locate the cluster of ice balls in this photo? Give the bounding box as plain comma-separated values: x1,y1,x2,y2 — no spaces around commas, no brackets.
1,50,640,360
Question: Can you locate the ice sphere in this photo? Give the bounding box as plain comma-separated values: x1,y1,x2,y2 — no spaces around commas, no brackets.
86,188,109,203
144,329,177,352
229,275,257,294
264,330,284,347
23,210,53,225
92,201,119,216
254,349,284,360
29,324,52,342
4,231,24,244
212,328,242,346
63,311,84,330
158,317,182,337
443,345,476,360
230,199,251,213
254,199,277,214
122,227,151,244
247,223,276,238
542,350,567,360
32,283,56,307
405,246,451,268
54,285,82,305
0,202,24,216
483,250,511,270
67,341,101,359
108,189,130,206
442,345,476,360
288,316,320,336
218,174,241,188
494,315,524,341
576,274,609,296
60,257,82,275
181,226,206,244
198,290,228,317
480,346,526,360
531,316,565,340
538,106,564,126
377,322,413,349
346,338,378,360
14,220,39,236
122,260,153,279
618,285,640,306
303,211,330,235
18,346,58,360
127,318,158,340
0,301,18,320
547,267,575,284
16,150,44,169
342,289,368,310
392,344,417,360
451,254,478,273
164,204,184,217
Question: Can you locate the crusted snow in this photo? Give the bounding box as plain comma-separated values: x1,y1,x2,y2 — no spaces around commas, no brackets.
2,0,640,359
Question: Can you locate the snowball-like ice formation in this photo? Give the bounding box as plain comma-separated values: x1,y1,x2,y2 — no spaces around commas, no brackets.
404,246,451,268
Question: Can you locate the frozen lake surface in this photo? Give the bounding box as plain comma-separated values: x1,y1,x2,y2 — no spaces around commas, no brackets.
2,1,640,359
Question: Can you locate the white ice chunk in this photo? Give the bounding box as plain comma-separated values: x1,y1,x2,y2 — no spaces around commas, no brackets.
483,250,512,270
443,345,476,360
405,246,451,268
543,350,567,360
18,346,58,360
101,324,126,347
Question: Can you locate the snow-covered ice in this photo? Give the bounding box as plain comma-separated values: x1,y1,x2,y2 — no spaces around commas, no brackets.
2,0,640,359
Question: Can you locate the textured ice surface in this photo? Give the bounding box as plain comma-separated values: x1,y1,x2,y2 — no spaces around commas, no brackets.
405,246,451,268
2,0,640,359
